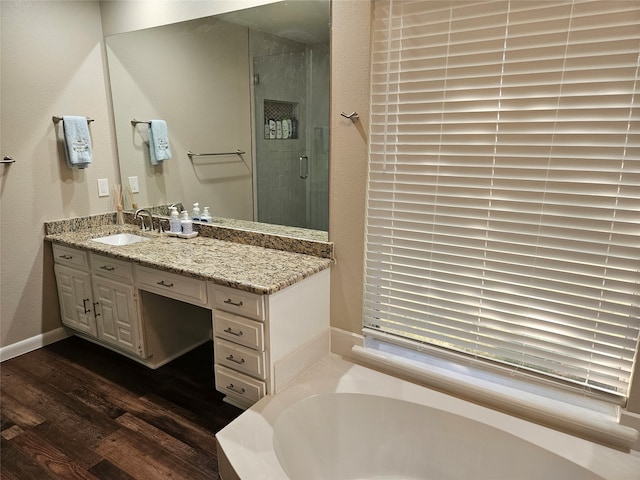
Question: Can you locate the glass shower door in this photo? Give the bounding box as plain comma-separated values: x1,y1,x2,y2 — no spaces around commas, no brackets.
253,45,329,230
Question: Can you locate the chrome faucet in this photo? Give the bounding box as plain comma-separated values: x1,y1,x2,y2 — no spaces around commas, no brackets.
134,208,154,232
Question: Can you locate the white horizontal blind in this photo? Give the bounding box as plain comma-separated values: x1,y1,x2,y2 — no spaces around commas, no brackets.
365,0,640,398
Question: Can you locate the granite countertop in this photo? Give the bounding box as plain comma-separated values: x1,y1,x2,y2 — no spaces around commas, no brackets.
45,224,332,295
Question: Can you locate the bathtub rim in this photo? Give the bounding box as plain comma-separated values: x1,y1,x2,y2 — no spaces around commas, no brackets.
215,354,640,480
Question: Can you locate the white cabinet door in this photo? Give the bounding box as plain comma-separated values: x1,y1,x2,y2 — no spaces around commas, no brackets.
92,275,144,357
54,264,96,336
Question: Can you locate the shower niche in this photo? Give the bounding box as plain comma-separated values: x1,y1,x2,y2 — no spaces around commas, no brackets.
263,100,298,140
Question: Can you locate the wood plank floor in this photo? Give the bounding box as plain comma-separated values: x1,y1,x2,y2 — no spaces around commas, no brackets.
1,336,243,479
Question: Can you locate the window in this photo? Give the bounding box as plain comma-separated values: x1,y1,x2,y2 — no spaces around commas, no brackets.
364,0,640,402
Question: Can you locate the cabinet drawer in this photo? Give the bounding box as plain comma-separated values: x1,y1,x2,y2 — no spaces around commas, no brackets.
215,365,265,405
215,337,266,380
52,244,88,269
136,266,207,306
90,253,133,282
213,284,265,321
214,309,264,351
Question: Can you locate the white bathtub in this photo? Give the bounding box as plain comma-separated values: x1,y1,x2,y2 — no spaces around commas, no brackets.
216,356,640,480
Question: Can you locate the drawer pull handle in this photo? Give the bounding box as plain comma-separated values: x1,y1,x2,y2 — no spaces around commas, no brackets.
82,298,91,314
59,254,73,260
226,383,246,395
223,327,244,337
224,298,244,307
100,265,115,271
225,354,245,365
157,280,174,288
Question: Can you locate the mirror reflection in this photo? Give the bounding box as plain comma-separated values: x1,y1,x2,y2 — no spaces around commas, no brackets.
106,1,330,236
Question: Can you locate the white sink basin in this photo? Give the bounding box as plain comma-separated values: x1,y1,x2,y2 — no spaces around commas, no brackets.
91,233,150,246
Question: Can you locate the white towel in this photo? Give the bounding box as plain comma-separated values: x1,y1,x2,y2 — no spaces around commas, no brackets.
149,120,171,165
62,116,92,169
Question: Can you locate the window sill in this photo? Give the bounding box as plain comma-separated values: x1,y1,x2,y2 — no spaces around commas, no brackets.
351,338,639,451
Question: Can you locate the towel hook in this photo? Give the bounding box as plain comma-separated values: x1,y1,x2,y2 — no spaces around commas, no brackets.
340,111,359,122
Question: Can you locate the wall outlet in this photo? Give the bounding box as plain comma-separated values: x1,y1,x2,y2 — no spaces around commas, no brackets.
97,178,110,197
128,176,139,194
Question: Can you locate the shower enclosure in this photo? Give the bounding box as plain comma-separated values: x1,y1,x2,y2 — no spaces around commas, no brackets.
252,38,329,231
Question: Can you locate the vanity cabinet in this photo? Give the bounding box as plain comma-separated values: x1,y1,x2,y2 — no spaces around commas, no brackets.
212,269,330,409
53,245,96,336
52,245,145,358
213,286,268,408
133,265,212,368
136,265,208,306
90,254,145,357
49,233,331,399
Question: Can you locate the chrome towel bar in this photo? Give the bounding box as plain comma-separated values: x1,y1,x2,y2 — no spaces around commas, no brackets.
1,156,15,164
187,150,245,159
52,115,94,123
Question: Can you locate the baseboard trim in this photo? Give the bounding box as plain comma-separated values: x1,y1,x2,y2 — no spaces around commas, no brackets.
273,329,331,394
621,410,640,453
0,327,70,362
330,327,364,359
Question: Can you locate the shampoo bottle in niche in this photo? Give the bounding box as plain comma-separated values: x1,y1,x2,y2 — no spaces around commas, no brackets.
200,207,212,222
291,116,298,139
180,210,193,234
191,202,201,221
269,119,276,139
169,206,181,233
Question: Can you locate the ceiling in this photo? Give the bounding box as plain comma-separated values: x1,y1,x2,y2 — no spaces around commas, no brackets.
217,0,330,45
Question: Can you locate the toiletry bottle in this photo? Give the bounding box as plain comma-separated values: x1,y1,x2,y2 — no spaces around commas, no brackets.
201,207,212,222
264,121,270,139
276,120,282,139
192,202,201,221
180,210,193,234
291,116,298,139
169,206,181,233
269,119,276,139
282,118,290,139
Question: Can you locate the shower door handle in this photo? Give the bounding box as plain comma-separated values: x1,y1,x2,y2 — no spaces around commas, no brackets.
299,154,309,179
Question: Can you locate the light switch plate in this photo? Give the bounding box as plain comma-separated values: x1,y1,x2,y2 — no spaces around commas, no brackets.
128,176,139,193
97,178,109,197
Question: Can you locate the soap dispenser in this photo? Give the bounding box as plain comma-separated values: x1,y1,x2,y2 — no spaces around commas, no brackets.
169,206,181,233
192,202,201,221
200,207,212,222
180,210,193,234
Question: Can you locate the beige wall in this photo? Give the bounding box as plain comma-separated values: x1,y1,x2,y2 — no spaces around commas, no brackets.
329,0,371,335
0,0,119,348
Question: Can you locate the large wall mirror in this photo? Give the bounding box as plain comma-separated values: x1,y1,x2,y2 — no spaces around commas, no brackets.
105,1,330,239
